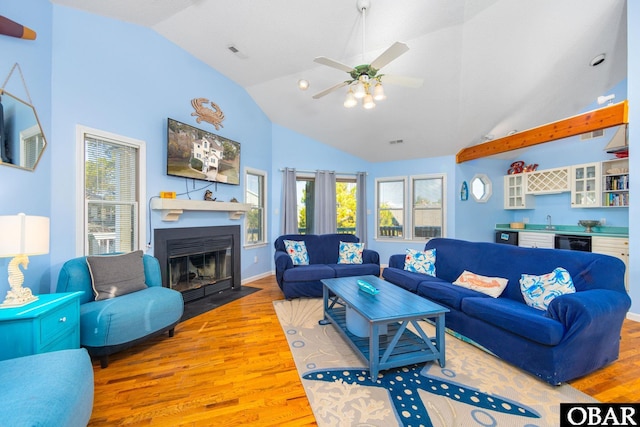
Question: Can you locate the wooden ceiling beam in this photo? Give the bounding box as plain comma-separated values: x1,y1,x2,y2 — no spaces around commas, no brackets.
456,100,629,163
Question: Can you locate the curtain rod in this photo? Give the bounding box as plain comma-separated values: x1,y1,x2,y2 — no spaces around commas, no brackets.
279,168,367,176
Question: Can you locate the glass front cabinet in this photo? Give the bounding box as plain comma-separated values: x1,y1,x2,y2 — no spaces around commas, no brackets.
504,174,534,209
571,163,600,208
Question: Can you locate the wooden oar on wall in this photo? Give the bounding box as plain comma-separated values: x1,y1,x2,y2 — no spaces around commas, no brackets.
0,15,37,40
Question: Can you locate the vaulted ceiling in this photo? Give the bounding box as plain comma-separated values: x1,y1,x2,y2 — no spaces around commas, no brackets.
50,0,627,162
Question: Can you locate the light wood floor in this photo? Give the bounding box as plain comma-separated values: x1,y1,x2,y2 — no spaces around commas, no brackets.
88,275,640,426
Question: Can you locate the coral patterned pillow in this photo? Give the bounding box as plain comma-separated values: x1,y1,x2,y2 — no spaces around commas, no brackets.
453,270,508,298
403,248,436,276
337,241,364,264
283,240,309,265
520,267,575,311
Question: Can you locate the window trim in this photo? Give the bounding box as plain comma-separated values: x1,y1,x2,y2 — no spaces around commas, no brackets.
470,173,492,203
409,173,446,241
75,125,146,256
374,176,407,240
244,167,268,248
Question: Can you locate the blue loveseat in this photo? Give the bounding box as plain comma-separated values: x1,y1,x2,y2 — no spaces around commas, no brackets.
382,237,631,385
274,233,380,299
56,253,184,368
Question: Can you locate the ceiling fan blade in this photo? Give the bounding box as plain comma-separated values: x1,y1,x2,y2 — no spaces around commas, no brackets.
312,81,349,99
369,41,409,70
314,56,355,73
382,74,424,88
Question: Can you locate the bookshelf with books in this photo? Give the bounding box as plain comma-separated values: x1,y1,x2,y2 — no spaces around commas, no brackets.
601,158,629,207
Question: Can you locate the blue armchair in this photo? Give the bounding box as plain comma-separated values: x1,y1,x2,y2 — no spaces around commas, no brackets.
0,349,94,427
56,253,184,367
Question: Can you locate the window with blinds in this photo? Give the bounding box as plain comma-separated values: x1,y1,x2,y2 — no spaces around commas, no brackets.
84,133,140,255
245,168,267,245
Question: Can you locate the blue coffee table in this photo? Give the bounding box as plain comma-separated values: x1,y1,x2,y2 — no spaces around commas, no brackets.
321,275,449,379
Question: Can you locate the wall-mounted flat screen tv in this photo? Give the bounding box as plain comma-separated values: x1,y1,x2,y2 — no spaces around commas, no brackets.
167,118,240,185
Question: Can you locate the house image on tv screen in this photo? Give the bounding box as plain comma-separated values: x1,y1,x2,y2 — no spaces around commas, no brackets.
193,136,224,181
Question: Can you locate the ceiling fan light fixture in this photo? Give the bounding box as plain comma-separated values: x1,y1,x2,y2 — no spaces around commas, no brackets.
353,80,366,99
297,79,309,90
363,93,376,109
373,82,386,101
344,89,357,108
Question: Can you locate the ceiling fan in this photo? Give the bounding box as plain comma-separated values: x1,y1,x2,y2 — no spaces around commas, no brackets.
312,0,423,109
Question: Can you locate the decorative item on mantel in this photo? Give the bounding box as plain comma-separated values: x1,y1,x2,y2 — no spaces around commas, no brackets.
0,213,49,308
191,98,225,130
204,189,216,201
507,161,538,174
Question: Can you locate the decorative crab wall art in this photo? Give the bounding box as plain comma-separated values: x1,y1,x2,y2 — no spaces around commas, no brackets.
191,98,225,130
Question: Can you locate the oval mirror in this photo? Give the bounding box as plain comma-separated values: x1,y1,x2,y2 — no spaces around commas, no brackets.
0,89,47,171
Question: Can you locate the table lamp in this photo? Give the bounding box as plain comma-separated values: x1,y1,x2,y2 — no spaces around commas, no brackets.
0,213,49,308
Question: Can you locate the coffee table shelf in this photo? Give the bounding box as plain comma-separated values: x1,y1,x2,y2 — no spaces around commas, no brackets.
325,305,441,367
321,275,448,379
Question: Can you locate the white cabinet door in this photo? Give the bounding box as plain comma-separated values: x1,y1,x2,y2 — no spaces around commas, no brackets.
592,236,629,291
571,163,600,207
518,232,554,249
504,175,534,209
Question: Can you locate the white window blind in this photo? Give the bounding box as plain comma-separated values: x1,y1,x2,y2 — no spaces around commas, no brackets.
245,169,266,245
84,135,139,255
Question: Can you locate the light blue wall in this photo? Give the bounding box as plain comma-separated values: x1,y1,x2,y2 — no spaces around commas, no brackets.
455,157,510,242
0,0,52,295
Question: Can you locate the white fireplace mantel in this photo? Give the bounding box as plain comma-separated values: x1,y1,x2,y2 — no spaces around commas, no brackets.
151,198,251,221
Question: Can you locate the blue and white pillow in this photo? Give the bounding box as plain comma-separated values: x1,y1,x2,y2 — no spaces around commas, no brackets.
520,267,575,311
283,240,309,265
403,248,436,276
337,241,364,264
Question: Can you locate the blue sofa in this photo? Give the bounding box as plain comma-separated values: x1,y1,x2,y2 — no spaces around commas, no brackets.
0,348,94,426
274,233,380,299
382,237,631,385
57,254,184,368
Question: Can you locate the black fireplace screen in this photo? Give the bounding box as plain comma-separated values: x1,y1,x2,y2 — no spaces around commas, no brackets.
169,247,231,293
154,225,241,302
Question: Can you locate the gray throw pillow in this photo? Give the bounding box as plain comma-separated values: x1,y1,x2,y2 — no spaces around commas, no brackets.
87,250,148,301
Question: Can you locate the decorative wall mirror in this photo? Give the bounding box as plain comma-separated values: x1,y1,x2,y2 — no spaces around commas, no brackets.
1,63,47,171
0,89,46,171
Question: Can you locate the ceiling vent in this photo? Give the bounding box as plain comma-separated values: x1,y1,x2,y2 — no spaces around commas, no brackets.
227,44,248,59
580,129,605,140
389,139,404,145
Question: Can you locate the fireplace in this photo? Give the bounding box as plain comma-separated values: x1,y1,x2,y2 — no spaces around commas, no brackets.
154,225,241,302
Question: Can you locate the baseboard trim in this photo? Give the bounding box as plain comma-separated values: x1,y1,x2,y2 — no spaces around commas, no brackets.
242,270,274,285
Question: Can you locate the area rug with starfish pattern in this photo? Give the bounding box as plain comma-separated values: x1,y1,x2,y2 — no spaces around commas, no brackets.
273,297,597,427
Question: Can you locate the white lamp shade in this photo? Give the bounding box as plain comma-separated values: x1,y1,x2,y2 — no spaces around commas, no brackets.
0,213,50,257
353,81,366,99
363,94,376,109
373,83,386,101
344,90,357,108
